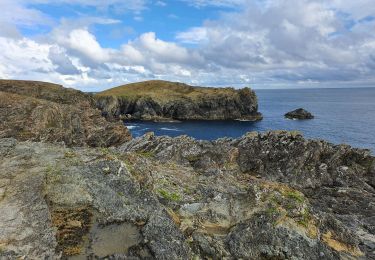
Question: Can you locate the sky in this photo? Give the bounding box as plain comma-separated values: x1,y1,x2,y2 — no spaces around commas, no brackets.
0,0,375,91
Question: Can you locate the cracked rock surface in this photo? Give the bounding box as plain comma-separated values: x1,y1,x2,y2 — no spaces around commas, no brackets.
1,130,374,259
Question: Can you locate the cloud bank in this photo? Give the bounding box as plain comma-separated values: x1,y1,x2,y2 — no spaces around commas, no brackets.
0,0,374,90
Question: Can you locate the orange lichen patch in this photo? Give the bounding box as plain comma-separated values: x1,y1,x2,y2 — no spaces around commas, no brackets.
201,222,232,236
257,179,301,195
63,246,82,256
322,231,363,257
305,221,319,239
167,208,181,226
228,148,239,164
51,207,92,256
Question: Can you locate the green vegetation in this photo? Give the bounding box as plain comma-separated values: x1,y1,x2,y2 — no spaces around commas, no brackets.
95,80,241,103
284,190,305,203
298,208,311,228
136,151,155,158
64,151,76,158
186,154,201,162
157,189,182,202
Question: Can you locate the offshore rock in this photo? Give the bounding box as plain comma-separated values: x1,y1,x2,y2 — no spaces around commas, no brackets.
0,80,131,147
285,108,314,119
95,80,263,121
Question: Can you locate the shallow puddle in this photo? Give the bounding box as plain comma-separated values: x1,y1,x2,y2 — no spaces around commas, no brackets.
69,218,142,259
91,222,142,257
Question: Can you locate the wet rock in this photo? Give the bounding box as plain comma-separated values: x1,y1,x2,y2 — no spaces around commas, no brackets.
285,108,314,119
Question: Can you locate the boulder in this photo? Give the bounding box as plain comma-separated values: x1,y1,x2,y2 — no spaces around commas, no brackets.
285,108,314,119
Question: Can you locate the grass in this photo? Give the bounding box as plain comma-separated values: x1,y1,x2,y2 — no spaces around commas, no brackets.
157,188,182,202
95,80,248,103
136,151,155,158
284,190,305,203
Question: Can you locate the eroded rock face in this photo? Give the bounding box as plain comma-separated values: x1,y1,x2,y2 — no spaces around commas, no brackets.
1,131,373,259
96,82,262,121
0,80,131,147
285,108,314,119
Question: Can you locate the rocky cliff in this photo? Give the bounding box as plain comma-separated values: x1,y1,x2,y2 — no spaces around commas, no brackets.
0,80,131,147
1,131,374,259
95,80,262,121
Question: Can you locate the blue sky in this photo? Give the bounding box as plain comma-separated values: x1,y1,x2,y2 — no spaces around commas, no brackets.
25,1,229,46
0,0,375,91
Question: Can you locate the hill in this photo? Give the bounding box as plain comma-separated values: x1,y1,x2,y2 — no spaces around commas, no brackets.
0,79,131,146
96,80,262,121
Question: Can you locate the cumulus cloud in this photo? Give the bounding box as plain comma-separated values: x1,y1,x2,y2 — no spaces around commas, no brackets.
176,27,208,44
1,0,375,90
175,0,375,85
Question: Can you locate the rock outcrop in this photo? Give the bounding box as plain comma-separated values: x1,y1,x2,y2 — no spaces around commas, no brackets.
95,80,263,121
1,131,374,259
0,80,131,147
285,108,314,119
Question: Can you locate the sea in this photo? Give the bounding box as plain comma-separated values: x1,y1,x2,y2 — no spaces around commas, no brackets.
125,87,375,153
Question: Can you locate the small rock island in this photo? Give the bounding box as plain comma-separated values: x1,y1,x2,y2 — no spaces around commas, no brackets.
285,108,314,120
95,80,263,121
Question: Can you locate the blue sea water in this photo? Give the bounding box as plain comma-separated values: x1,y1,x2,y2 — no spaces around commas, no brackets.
125,87,375,153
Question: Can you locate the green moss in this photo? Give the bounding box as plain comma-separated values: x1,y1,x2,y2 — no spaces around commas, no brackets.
186,154,201,162
45,164,63,183
297,208,311,228
157,189,182,202
266,206,279,216
284,190,305,203
137,151,155,158
100,147,110,155
64,151,76,158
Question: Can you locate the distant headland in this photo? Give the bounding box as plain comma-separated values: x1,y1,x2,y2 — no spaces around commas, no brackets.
95,80,263,122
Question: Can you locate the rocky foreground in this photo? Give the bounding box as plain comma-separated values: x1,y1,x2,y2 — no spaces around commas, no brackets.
95,80,262,121
0,131,374,259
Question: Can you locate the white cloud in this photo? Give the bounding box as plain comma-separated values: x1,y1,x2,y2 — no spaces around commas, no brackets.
0,37,53,76
155,1,167,7
176,27,208,44
58,29,111,63
180,0,246,8
1,0,375,90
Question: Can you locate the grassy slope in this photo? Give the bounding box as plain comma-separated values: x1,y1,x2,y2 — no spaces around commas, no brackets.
0,79,92,105
96,80,240,102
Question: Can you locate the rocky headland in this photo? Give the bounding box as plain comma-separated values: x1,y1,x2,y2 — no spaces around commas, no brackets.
0,80,131,147
0,80,374,259
95,80,263,121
